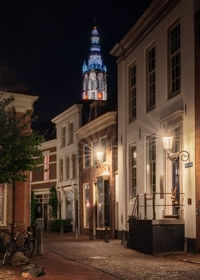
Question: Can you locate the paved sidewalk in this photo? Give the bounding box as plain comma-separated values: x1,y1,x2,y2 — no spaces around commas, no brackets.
43,233,200,280
1,233,200,279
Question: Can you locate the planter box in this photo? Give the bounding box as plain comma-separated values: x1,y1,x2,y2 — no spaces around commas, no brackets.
128,218,184,254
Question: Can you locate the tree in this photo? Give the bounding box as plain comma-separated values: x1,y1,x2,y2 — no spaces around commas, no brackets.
49,186,58,219
0,95,44,234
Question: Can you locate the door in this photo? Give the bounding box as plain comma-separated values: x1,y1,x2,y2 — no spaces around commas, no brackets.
172,158,180,215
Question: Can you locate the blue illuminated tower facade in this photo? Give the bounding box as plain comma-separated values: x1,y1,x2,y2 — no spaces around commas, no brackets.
82,26,107,101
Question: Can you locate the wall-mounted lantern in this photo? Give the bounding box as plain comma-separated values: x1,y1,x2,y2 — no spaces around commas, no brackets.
162,136,190,162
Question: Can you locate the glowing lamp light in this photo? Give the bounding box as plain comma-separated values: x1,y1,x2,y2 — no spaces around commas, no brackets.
162,136,173,151
162,135,190,162
96,151,103,162
86,201,90,208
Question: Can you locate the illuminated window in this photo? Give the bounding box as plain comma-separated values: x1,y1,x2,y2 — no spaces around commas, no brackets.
129,63,136,122
146,45,156,111
0,184,4,223
66,156,70,180
83,183,90,228
129,144,137,200
92,140,98,166
65,189,73,219
72,154,76,179
100,137,106,162
172,126,181,153
168,21,181,98
61,126,66,147
59,159,63,181
68,122,74,145
83,145,90,168
96,178,110,228
147,135,156,193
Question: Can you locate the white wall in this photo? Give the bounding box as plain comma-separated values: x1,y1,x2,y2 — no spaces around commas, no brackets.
117,0,196,237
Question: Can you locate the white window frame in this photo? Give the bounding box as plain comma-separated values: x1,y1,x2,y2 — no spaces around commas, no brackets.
83,144,90,168
68,122,74,145
146,44,156,111
168,20,181,98
129,63,136,122
129,143,137,200
146,135,156,194
61,126,66,147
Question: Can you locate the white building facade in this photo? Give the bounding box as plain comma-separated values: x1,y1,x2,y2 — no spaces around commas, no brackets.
52,104,82,233
111,0,200,252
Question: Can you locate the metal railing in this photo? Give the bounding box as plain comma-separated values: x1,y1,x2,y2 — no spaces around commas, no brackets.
130,192,185,220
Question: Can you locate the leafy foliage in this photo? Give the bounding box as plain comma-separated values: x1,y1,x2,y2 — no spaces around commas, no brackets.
49,219,72,233
48,186,58,219
0,95,44,183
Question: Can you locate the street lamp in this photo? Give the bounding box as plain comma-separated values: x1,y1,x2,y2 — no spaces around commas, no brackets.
162,136,190,162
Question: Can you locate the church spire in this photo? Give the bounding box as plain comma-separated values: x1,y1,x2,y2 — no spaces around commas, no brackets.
82,24,107,101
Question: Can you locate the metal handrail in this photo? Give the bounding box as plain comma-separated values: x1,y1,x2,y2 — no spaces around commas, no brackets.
129,192,184,220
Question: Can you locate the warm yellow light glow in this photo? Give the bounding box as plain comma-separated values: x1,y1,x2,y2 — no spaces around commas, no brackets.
162,136,173,151
86,201,90,207
96,151,103,162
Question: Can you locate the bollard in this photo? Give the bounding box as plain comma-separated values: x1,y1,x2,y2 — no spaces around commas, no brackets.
36,228,43,256
104,227,109,243
60,222,64,235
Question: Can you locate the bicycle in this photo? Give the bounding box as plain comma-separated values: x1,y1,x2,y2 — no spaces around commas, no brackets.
2,229,35,265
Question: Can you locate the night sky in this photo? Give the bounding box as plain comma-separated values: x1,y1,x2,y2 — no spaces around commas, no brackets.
0,1,153,125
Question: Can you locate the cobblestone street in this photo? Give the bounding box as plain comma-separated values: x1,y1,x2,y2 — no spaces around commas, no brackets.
43,233,200,280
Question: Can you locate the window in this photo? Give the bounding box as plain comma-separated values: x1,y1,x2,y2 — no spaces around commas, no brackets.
66,156,70,180
72,154,76,179
83,145,90,168
168,21,181,98
130,144,137,200
96,178,110,228
44,155,49,181
0,184,4,223
68,122,74,145
146,45,156,111
59,159,63,181
100,137,106,162
83,184,90,228
35,193,51,220
61,126,66,147
92,140,98,166
173,127,181,153
129,63,136,122
147,136,156,193
65,189,73,219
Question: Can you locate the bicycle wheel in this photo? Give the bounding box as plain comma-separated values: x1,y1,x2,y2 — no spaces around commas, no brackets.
2,245,14,265
23,239,35,258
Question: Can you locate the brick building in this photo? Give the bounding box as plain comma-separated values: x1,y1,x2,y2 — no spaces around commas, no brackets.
0,91,38,234
76,102,117,239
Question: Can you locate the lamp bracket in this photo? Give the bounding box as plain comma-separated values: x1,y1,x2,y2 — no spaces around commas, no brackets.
166,150,190,162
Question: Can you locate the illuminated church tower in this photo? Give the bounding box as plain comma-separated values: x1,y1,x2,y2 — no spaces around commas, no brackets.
82,25,107,101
